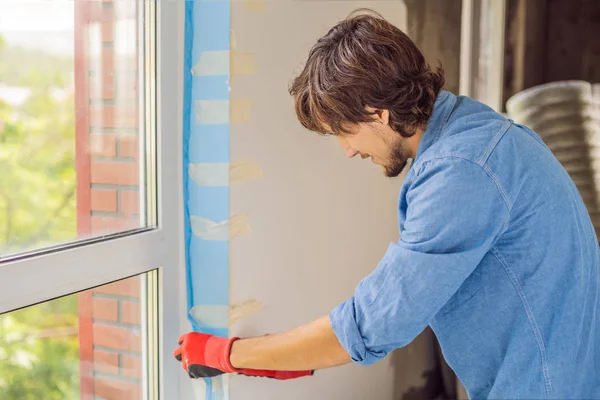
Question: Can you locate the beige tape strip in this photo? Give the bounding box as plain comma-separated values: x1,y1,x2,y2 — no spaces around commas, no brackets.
189,160,263,186
230,160,264,184
231,51,257,75
242,0,266,12
189,305,228,328
195,100,229,124
195,99,253,124
230,29,237,50
189,162,229,186
231,99,253,123
189,300,264,328
191,50,256,76
228,213,252,239
229,299,264,326
190,213,251,241
191,50,229,76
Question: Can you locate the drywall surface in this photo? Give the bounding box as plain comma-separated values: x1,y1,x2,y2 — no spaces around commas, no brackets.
229,2,407,400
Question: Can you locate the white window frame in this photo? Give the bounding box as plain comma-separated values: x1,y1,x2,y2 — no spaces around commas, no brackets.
0,1,186,399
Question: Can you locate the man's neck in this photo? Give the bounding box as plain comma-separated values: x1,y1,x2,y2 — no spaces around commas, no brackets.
406,126,425,158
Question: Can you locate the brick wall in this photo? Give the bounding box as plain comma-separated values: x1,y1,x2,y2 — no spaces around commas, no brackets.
75,1,143,399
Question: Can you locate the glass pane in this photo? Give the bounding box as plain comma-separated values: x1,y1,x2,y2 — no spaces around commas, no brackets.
0,274,150,400
0,0,152,258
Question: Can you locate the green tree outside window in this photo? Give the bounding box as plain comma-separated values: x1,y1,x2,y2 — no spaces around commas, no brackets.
0,33,80,399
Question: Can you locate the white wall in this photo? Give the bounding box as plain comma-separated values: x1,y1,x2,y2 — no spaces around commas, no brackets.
229,2,407,399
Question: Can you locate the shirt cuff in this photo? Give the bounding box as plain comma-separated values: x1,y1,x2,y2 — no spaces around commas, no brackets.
329,297,378,366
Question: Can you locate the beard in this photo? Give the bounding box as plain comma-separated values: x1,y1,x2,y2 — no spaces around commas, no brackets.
383,139,410,177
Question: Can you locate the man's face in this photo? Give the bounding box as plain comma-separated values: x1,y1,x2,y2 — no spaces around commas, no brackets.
336,115,411,178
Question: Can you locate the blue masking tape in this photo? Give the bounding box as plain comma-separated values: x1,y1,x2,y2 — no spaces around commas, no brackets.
212,379,225,400
192,50,230,77
189,124,230,163
192,1,231,55
206,379,213,400
184,1,231,399
183,0,195,332
194,100,231,125
192,76,230,100
188,186,229,220
189,238,229,305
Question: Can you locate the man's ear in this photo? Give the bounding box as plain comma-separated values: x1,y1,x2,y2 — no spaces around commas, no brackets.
377,109,390,126
367,107,390,126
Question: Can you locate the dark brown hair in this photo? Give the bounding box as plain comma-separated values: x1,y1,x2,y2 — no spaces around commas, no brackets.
289,10,445,137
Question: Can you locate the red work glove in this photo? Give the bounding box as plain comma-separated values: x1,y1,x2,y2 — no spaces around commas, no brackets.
173,332,314,380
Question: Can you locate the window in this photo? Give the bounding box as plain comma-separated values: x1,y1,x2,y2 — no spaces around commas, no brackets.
0,274,152,399
0,0,150,259
0,1,183,399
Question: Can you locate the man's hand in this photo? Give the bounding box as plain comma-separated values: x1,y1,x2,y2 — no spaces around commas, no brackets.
173,332,314,380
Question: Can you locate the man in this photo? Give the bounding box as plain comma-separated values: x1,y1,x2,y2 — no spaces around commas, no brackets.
175,11,600,399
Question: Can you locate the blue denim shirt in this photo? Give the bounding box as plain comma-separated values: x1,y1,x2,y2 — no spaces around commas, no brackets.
330,90,600,399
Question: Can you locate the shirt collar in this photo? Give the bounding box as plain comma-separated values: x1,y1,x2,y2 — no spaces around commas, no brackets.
414,90,457,160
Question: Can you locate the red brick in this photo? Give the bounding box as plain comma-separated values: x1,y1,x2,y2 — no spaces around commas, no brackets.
86,1,103,21
95,378,141,400
101,8,115,43
91,189,118,213
102,48,115,75
92,324,141,352
92,297,119,322
90,134,117,157
120,190,139,218
122,355,142,379
101,25,114,44
120,301,141,325
91,160,139,185
94,276,141,299
91,216,140,234
93,350,119,375
89,105,138,129
118,135,138,159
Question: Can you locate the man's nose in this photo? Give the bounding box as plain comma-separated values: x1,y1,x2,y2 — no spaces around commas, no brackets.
344,147,359,158
337,137,359,158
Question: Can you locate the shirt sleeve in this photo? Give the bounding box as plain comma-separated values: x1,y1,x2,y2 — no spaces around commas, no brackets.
329,157,510,365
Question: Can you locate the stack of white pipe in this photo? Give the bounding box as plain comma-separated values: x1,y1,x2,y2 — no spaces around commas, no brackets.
594,83,600,121
506,81,600,235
